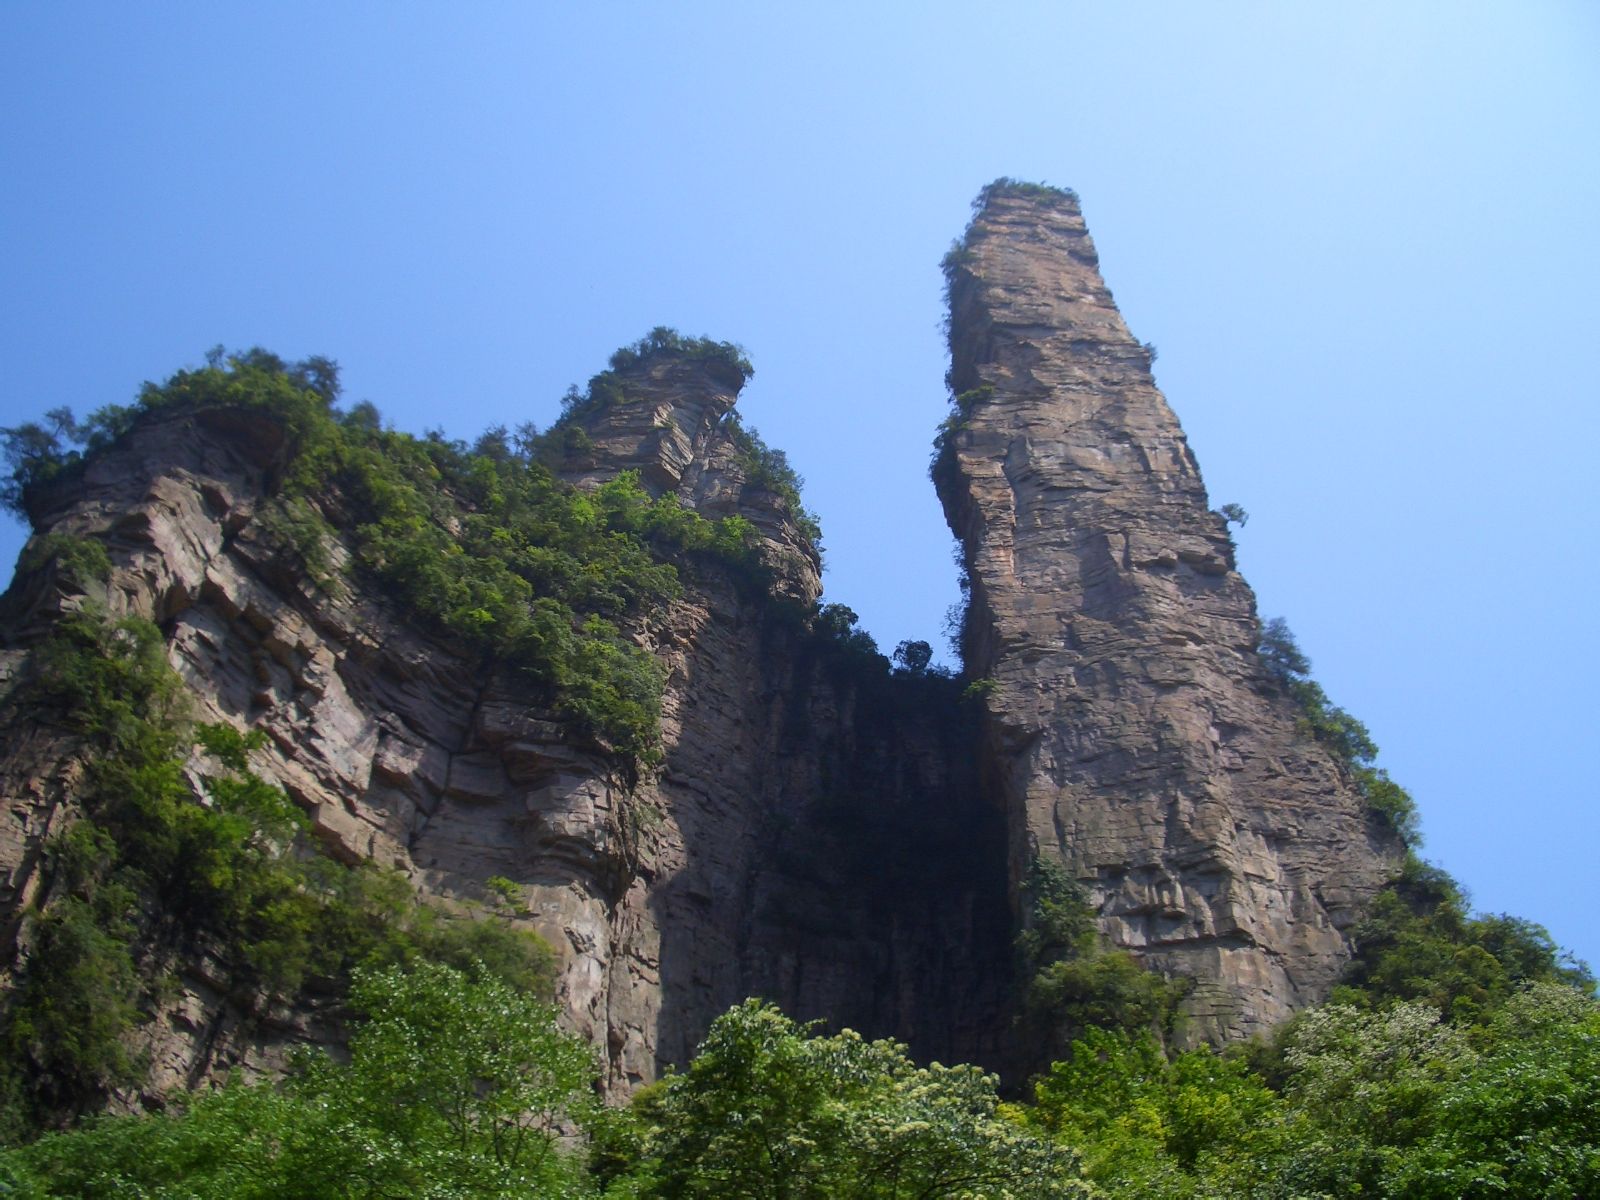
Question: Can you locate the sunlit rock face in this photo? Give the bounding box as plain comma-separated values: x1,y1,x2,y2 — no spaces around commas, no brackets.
0,186,1406,1112
0,358,1010,1102
935,185,1399,1040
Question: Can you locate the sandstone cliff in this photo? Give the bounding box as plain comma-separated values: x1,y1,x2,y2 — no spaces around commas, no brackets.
0,184,1401,1118
0,349,1009,1109
935,182,1399,1040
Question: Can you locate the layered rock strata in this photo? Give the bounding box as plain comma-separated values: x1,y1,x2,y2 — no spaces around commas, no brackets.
0,356,1009,1102
935,186,1398,1039
0,186,1407,1113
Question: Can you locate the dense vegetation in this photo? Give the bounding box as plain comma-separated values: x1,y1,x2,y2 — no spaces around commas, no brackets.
1015,861,1189,1071
3,343,1595,1194
6,952,1592,1197
0,961,598,1197
0,344,815,767
0,602,555,1135
554,326,752,428
1008,813,1598,1197
1258,616,1420,840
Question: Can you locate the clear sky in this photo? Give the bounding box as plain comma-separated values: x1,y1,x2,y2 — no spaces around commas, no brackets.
3,3,1596,971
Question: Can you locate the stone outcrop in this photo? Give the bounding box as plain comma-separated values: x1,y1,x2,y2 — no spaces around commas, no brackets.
0,357,1009,1104
935,185,1398,1039
0,184,1405,1114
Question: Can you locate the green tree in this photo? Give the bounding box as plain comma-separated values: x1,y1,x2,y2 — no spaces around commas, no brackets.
1028,1028,1292,1198
891,639,933,674
1389,983,1600,1199
626,999,1086,1198
0,962,599,1198
1015,860,1187,1065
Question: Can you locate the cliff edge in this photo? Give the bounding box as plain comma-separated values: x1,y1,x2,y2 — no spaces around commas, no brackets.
0,186,1406,1126
935,182,1399,1039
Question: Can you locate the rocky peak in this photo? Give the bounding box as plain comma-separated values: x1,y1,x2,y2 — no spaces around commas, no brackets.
555,347,822,606
0,194,1413,1128
555,353,741,498
938,182,1399,1040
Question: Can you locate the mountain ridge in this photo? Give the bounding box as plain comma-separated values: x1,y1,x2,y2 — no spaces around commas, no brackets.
0,184,1427,1125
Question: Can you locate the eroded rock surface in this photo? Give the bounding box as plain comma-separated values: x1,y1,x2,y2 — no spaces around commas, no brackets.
0,359,1008,1103
935,187,1398,1039
0,189,1405,1111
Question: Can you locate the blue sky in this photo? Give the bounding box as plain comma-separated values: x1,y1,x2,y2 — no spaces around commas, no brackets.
3,2,1596,971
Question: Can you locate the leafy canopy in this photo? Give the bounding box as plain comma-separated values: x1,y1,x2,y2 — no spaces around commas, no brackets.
0,605,555,1132
0,961,598,1199
616,999,1088,1199
5,347,786,766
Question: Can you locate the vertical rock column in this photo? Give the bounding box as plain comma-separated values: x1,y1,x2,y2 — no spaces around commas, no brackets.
936,185,1396,1039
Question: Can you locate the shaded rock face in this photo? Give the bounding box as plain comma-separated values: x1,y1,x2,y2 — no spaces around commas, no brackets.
0,363,1009,1101
936,188,1398,1039
0,190,1405,1108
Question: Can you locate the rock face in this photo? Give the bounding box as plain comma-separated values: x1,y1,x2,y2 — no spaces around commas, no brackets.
0,357,1009,1102
0,185,1402,1112
935,185,1398,1039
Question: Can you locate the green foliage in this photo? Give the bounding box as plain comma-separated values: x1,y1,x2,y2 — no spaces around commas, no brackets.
1218,502,1249,528
0,962,598,1198
1258,615,1421,841
0,606,556,1131
606,326,752,384
938,237,974,280
553,327,752,431
0,409,81,517
1027,953,1188,1053
1016,860,1188,1064
721,412,823,546
1016,859,1097,970
3,897,145,1115
1257,615,1311,679
810,602,884,665
890,638,934,674
1028,1028,1293,1197
1267,993,1600,1197
1283,1001,1473,1159
484,874,524,909
301,430,692,763
974,178,1080,211
623,999,1087,1198
291,961,598,1197
961,676,998,700
1384,984,1600,1199
929,385,991,484
1335,852,1594,1024
16,533,111,590
1026,984,1600,1198
26,606,187,752
20,348,786,767
252,496,337,586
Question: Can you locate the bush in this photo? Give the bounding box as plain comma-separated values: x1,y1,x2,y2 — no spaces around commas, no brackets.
0,606,559,1131
722,413,822,547
606,326,752,384
1336,851,1593,1024
1258,616,1419,841
1016,860,1188,1064
974,178,1080,211
0,962,598,1197
626,999,1087,1198
21,349,786,767
16,534,111,589
929,386,992,486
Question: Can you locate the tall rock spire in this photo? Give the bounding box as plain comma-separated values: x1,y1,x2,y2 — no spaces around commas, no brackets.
936,182,1398,1039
